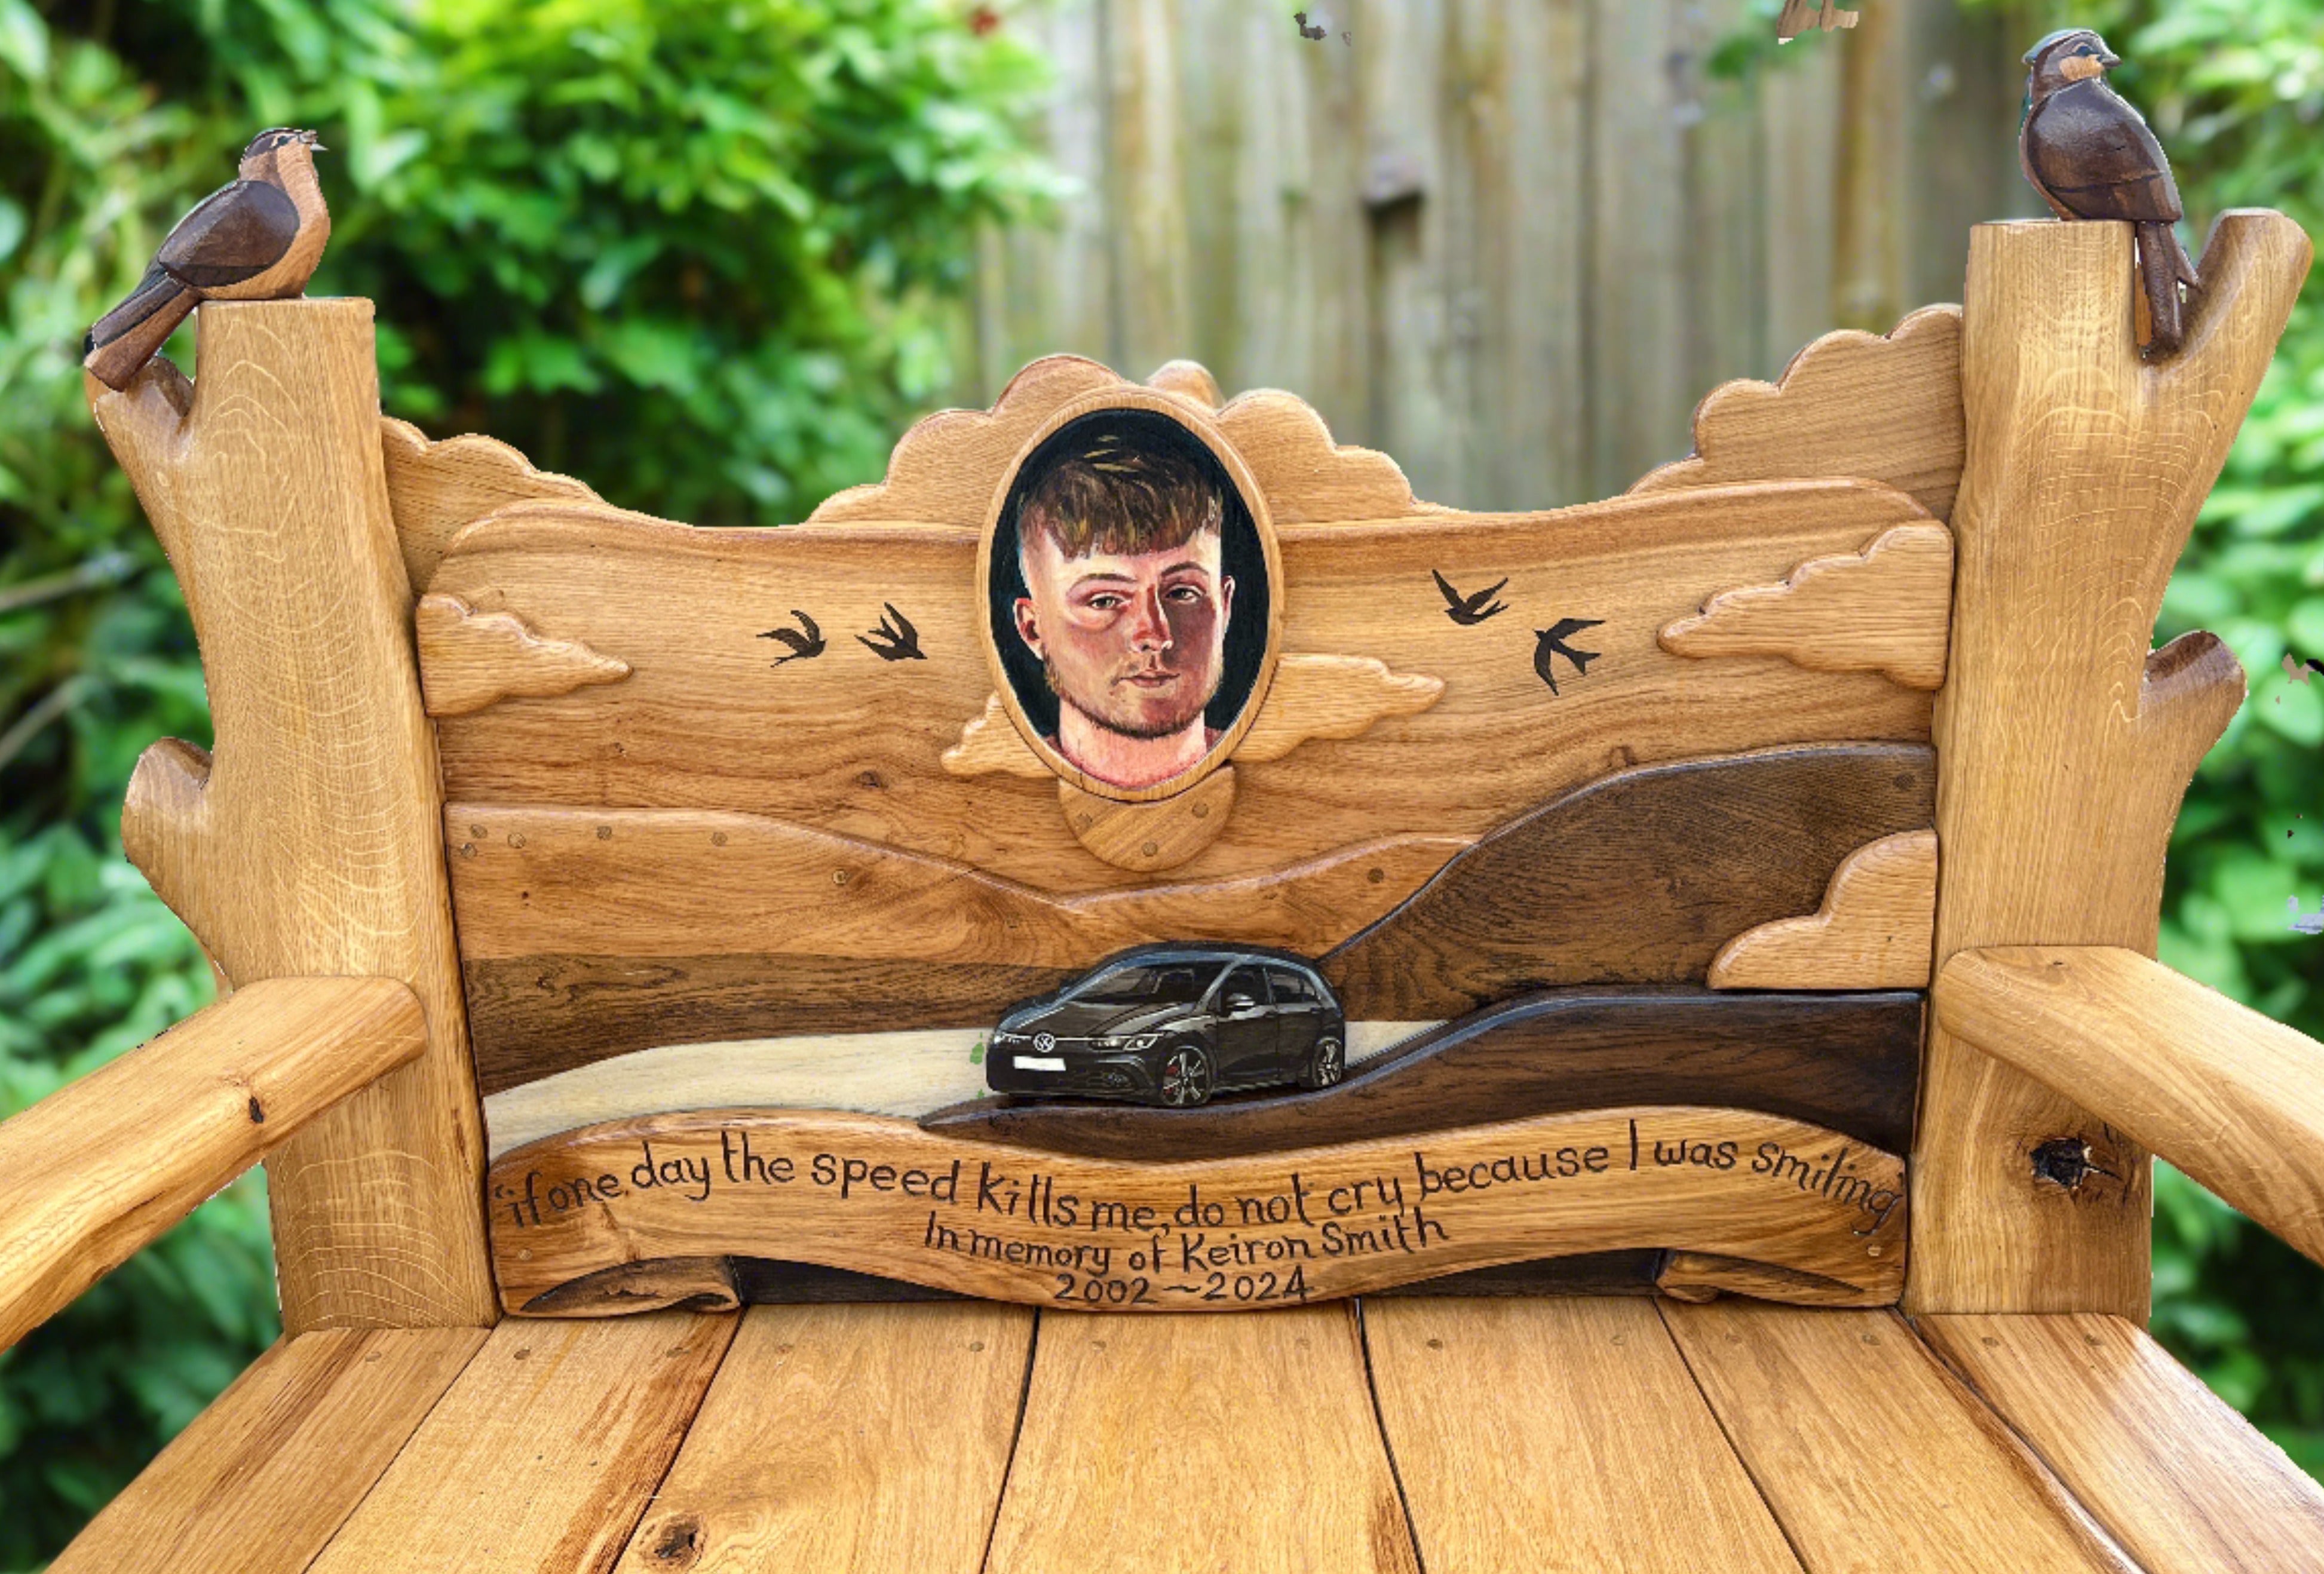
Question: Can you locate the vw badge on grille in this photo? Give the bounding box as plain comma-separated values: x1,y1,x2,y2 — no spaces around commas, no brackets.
1033,1032,1056,1053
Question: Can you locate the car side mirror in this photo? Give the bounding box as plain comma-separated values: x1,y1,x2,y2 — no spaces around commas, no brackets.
1225,992,1257,1013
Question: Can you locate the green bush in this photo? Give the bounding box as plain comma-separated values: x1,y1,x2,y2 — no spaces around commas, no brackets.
0,0,1050,1563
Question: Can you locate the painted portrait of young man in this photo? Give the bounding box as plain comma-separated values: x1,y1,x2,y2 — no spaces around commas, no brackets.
994,412,1267,791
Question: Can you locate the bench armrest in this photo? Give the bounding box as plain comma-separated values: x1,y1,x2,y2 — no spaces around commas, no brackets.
1936,946,2324,1269
0,977,425,1349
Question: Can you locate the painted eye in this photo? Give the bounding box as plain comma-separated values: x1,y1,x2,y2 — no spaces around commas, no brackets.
1087,593,1124,610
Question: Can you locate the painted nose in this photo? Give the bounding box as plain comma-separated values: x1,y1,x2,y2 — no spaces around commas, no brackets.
1126,586,1172,652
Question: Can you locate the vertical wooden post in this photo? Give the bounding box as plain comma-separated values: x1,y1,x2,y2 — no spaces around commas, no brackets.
89,299,498,1332
1909,212,2310,1318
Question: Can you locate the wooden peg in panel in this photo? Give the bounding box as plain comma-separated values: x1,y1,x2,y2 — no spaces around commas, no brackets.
1059,768,1237,872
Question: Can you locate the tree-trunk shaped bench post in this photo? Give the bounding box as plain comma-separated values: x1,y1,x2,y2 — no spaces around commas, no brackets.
85,299,496,1332
1912,212,2313,1317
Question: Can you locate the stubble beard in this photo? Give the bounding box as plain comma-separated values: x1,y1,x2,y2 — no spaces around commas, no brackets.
1047,657,1223,740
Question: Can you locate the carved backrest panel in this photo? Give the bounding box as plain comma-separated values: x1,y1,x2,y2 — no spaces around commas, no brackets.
397,330,1962,1318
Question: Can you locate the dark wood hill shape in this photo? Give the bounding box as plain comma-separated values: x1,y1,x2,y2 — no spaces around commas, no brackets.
922,986,1923,1162
1320,742,1936,1019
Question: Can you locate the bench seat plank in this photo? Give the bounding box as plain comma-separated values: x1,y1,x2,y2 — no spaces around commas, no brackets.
611,1303,1033,1572
1920,1313,2324,1572
983,1306,1419,1573
50,1327,486,1574
306,1312,734,1574
1365,1297,1803,1570
1662,1301,2139,1572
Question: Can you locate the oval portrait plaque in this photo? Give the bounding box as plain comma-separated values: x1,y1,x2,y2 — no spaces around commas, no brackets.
977,389,1283,803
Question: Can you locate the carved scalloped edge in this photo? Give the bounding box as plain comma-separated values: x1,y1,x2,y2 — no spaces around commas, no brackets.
1630,304,1965,520
1658,522,1954,691
1707,829,1938,989
381,416,602,593
808,353,1446,528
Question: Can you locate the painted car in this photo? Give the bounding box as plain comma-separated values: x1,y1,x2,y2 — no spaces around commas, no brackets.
983,944,1347,1107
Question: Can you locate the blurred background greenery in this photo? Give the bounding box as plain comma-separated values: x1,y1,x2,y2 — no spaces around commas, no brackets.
0,0,2318,1564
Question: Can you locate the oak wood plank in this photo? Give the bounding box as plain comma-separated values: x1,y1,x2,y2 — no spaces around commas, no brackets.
93,300,499,1330
489,1106,1906,1314
1909,213,2311,1319
984,1306,1419,1573
50,1327,486,1574
0,977,424,1351
612,1303,1031,1573
427,481,1934,897
1937,946,2324,1269
306,1312,735,1574
1920,1313,2324,1572
1365,1297,1802,1570
1662,1300,2139,1571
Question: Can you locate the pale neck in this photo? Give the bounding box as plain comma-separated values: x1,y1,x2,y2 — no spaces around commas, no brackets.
1057,705,1208,791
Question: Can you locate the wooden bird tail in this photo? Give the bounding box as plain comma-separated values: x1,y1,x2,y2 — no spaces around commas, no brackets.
2135,222,2186,354
84,267,198,391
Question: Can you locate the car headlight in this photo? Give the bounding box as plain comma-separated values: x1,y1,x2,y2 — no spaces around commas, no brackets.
1124,1033,1160,1052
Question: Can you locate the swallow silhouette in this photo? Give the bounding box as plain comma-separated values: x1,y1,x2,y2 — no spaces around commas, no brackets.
1433,569,1509,627
758,609,825,666
1532,618,1605,694
1294,10,1327,39
859,603,926,662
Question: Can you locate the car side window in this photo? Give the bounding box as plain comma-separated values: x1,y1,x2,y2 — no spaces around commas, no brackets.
1220,966,1270,1007
1267,967,1312,1003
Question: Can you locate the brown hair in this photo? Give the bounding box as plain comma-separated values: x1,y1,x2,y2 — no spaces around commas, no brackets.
1017,429,1224,562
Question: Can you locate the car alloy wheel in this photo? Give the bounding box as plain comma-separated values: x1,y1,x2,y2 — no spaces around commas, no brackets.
1304,1036,1344,1089
1159,1045,1213,1107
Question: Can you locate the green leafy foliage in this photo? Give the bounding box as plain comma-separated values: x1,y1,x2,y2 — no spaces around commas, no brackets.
0,0,1049,1564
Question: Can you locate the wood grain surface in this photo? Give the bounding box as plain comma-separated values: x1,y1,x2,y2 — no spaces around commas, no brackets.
1630,303,1965,518
926,986,1924,1159
450,805,1462,1089
1709,829,1938,989
984,1306,1421,1573
488,1106,1906,1313
1365,1297,1804,1571
1937,946,2324,1269
50,1328,486,1574
1912,213,2311,1320
427,481,1936,894
1919,1312,2324,1572
306,1313,735,1574
613,1303,1032,1573
415,593,630,717
379,415,600,599
1658,521,1953,690
91,299,497,1331
1663,1300,2140,1571
1321,743,1935,1018
0,977,424,1351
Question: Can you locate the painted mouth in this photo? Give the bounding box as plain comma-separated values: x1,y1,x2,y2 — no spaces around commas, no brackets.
1118,671,1181,689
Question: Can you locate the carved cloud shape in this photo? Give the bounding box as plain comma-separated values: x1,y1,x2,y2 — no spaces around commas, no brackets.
1658,523,1953,692
416,593,631,717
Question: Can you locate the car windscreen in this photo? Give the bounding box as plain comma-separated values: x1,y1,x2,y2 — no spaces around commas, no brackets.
1069,963,1215,1005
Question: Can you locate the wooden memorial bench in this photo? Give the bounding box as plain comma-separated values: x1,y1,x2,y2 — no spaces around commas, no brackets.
12,201,2324,1570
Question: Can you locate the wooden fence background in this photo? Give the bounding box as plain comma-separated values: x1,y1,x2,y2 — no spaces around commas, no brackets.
957,0,2038,510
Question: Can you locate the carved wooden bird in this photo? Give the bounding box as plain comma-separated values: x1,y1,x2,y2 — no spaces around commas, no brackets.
83,128,331,391
2020,30,2197,352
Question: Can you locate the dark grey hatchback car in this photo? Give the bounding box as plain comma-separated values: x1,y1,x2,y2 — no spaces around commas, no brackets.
983,945,1348,1107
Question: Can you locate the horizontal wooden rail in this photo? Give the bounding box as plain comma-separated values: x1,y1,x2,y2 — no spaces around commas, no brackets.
1936,946,2324,1269
0,977,427,1349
